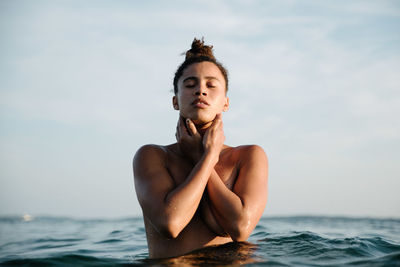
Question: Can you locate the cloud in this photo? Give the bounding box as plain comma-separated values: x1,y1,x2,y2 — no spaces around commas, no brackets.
1,0,399,217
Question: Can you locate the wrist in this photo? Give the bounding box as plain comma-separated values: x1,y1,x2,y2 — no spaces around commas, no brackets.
203,149,220,165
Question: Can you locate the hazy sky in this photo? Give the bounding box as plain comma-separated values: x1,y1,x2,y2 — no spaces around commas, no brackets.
1,0,399,218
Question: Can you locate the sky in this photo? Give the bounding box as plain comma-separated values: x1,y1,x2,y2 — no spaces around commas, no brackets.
1,0,399,219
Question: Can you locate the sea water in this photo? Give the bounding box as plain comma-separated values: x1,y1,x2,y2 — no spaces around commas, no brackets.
0,216,399,266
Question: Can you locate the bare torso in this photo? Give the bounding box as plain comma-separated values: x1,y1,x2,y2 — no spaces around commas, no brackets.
134,59,268,259
144,143,244,258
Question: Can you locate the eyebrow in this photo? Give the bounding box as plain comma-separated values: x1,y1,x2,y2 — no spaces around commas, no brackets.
182,76,220,83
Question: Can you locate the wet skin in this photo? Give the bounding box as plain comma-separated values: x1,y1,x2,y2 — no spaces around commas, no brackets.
133,62,268,258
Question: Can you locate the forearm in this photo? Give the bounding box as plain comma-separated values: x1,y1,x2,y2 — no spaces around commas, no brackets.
206,170,251,241
162,152,218,237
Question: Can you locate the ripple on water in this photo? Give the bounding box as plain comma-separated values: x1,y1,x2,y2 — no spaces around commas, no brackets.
1,216,399,266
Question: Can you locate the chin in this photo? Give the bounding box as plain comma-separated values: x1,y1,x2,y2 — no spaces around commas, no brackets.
187,114,215,125
192,119,212,126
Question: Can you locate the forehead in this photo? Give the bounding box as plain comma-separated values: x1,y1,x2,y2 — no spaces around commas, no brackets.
180,61,225,82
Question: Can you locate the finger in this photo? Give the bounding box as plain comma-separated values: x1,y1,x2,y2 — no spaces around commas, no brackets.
214,113,222,123
210,113,223,129
216,113,223,125
186,119,200,137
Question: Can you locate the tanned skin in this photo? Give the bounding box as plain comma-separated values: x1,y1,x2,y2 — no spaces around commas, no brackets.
133,62,268,259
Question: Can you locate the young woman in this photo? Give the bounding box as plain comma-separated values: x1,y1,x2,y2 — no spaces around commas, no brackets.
133,38,268,259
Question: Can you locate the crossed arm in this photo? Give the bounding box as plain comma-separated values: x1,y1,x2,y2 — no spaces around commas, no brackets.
205,146,268,241
133,115,268,240
133,145,218,238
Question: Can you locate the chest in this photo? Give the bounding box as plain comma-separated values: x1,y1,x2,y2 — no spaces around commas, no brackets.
167,154,238,190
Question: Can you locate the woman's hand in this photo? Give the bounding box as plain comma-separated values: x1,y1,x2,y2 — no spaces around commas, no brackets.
176,114,225,164
175,116,203,163
203,114,225,159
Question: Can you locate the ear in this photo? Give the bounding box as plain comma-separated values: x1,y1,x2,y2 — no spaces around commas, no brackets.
172,96,179,110
223,97,229,112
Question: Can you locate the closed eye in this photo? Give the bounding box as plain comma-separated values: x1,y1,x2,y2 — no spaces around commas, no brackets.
184,83,196,88
207,82,216,88
183,77,198,88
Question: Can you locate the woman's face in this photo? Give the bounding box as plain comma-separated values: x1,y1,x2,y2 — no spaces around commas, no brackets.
173,61,229,124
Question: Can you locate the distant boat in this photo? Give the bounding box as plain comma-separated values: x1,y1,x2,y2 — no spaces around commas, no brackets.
22,214,34,222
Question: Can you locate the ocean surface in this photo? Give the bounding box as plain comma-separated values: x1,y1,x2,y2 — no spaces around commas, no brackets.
0,216,399,266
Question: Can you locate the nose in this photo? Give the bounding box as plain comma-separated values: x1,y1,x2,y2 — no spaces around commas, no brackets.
194,84,207,96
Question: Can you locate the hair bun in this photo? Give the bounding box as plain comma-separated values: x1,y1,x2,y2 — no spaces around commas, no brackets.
185,38,215,60
173,37,229,94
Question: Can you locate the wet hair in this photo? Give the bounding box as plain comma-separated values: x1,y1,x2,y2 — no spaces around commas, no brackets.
173,38,228,95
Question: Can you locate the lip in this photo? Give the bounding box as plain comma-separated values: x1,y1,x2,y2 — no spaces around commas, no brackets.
191,98,209,108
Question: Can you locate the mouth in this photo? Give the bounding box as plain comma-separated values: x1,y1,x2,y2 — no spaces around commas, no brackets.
191,98,209,108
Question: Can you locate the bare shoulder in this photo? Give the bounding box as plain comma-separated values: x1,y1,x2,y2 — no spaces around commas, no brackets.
133,144,168,177
235,144,267,155
134,144,166,160
228,144,268,165
230,145,268,200
133,144,177,206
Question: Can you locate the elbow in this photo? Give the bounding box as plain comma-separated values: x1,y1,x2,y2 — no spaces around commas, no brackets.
157,218,182,239
230,215,252,242
230,229,250,242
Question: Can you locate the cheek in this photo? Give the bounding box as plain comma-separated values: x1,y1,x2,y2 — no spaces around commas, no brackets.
178,90,191,100
216,96,227,109
175,93,185,106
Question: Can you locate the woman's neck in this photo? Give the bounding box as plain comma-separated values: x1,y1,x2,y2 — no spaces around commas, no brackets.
195,121,213,136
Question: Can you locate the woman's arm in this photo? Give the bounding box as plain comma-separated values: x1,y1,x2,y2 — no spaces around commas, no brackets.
206,145,268,241
133,116,225,239
133,144,218,239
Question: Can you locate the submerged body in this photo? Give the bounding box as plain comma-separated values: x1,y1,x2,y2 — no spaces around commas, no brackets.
133,39,268,259
135,142,267,258
136,143,266,258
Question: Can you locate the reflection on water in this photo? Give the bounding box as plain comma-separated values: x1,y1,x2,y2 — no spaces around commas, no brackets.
143,242,260,266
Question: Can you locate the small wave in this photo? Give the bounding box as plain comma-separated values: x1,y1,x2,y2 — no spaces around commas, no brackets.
94,239,123,244
34,238,85,243
1,238,84,252
256,230,400,265
0,254,138,267
1,216,399,266
109,230,122,235
346,251,400,266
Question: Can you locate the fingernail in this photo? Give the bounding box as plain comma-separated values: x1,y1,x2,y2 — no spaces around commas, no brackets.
186,119,190,124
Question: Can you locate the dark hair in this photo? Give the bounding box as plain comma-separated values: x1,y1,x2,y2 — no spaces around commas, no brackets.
173,38,228,94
